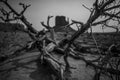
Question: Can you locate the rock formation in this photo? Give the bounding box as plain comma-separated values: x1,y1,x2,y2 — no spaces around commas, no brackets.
53,16,75,32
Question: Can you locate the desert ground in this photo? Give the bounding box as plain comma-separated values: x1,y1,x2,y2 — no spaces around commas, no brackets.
0,31,120,80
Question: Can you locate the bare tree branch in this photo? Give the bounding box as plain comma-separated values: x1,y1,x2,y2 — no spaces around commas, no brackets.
41,22,51,29
103,23,119,32
62,0,120,72
41,16,54,30
0,1,37,34
19,3,31,15
93,0,99,11
92,17,111,26
69,52,120,75
0,7,15,22
100,0,115,10
71,20,84,26
0,0,120,79
103,12,120,19
47,15,53,27
82,4,92,12
3,1,20,16
90,26,100,54
76,24,81,31
104,4,120,11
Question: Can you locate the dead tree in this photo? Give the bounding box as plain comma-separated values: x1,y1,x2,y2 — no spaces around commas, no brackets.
0,0,120,80
61,0,120,79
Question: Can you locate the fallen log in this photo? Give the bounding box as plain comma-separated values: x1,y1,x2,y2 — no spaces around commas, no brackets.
43,56,64,80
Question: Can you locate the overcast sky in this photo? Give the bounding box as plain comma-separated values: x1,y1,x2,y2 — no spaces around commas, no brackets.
0,0,116,32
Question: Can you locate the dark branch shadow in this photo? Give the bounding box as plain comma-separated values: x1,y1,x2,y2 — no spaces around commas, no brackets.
29,59,54,80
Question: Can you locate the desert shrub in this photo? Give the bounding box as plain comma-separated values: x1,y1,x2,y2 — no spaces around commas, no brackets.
0,31,31,56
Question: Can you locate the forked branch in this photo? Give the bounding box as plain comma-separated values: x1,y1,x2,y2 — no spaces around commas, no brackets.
19,3,31,15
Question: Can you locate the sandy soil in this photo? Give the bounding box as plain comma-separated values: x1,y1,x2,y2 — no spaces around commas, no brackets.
0,51,100,80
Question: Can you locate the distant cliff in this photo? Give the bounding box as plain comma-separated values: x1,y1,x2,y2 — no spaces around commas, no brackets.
0,22,25,32
53,16,75,32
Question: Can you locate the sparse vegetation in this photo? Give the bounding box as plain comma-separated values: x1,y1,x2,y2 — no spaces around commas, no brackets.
0,0,120,80
0,31,31,58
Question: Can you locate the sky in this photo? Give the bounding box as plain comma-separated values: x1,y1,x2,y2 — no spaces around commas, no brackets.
0,0,116,32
